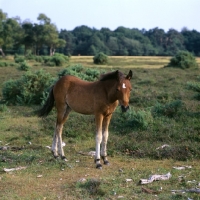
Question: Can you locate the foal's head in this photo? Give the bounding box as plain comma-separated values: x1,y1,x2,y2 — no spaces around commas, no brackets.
115,70,132,112
100,70,132,112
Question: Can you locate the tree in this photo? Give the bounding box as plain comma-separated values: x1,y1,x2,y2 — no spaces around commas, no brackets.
37,13,51,25
106,36,119,55
36,14,66,56
145,27,166,55
21,22,35,54
182,29,200,56
165,29,185,55
0,9,7,56
59,29,75,55
87,33,110,55
0,10,22,56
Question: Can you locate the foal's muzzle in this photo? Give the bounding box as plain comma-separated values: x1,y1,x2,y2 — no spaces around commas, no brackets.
121,105,129,112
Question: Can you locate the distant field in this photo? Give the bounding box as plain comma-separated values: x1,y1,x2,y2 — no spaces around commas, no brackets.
1,56,200,199
71,56,200,69
70,56,172,68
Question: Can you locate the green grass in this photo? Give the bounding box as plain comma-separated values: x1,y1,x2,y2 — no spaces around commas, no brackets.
1,56,200,199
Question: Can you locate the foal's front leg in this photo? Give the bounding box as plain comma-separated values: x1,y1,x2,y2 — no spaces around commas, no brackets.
101,114,112,165
95,114,103,169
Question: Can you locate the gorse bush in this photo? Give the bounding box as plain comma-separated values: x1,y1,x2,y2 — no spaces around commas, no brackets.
93,52,108,65
0,61,8,67
17,54,69,66
0,61,18,67
14,55,25,63
187,77,200,99
2,70,54,105
58,64,101,81
43,53,69,66
152,100,183,117
18,61,31,71
0,104,8,112
165,51,198,69
112,108,153,132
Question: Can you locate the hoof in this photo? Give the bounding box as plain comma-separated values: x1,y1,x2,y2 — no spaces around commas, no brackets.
96,164,102,169
61,156,68,162
54,155,60,159
104,160,110,165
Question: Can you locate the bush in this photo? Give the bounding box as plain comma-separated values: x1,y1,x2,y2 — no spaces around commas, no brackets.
165,51,198,69
43,53,69,66
2,70,54,105
0,61,7,67
0,61,19,67
93,52,108,65
58,64,101,81
18,61,31,71
0,104,8,112
152,100,183,117
187,78,200,99
35,56,44,63
14,56,25,63
112,108,153,132
25,53,35,60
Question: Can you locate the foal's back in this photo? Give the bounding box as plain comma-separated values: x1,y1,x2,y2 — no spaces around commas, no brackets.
53,75,104,115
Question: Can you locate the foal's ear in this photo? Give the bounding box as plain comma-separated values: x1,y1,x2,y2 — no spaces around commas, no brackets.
126,70,132,80
115,70,120,80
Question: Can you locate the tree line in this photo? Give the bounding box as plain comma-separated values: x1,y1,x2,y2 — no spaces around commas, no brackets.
1,9,200,57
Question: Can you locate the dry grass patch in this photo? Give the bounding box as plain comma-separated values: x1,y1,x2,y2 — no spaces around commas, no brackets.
1,157,200,199
69,56,172,69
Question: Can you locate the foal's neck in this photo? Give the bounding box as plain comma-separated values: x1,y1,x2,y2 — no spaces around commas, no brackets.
101,80,118,104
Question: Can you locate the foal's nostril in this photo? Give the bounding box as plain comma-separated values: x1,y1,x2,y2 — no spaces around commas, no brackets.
121,105,129,112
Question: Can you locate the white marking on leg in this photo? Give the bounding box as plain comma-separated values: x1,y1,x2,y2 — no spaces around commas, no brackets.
52,128,58,157
101,130,108,157
57,125,65,158
122,83,126,89
95,132,102,162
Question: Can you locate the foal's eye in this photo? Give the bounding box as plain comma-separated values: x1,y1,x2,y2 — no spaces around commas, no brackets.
116,88,119,91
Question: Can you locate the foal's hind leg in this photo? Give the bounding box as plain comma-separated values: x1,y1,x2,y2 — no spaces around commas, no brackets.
52,105,71,161
101,114,112,165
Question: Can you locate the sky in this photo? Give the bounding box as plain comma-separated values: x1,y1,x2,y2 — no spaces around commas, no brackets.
0,0,200,32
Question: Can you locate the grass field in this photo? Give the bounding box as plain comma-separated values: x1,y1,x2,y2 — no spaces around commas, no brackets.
1,56,200,199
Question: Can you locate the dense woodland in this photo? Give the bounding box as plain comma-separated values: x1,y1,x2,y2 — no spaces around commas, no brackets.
0,9,200,57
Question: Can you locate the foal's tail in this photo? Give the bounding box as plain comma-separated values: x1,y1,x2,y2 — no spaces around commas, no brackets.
38,87,55,117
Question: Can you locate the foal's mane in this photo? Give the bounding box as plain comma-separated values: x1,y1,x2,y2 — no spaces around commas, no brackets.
99,70,124,81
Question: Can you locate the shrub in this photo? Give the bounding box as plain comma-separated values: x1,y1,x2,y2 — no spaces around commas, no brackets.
187,78,200,99
85,68,100,81
2,70,54,105
0,104,8,112
43,53,69,66
0,61,19,67
112,108,153,131
93,52,108,65
51,55,65,66
35,56,43,63
165,51,198,69
0,61,7,67
14,56,25,63
25,53,35,60
58,64,101,81
18,61,31,71
152,100,183,117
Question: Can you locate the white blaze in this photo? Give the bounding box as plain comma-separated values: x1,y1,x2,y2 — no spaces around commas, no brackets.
122,83,126,89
